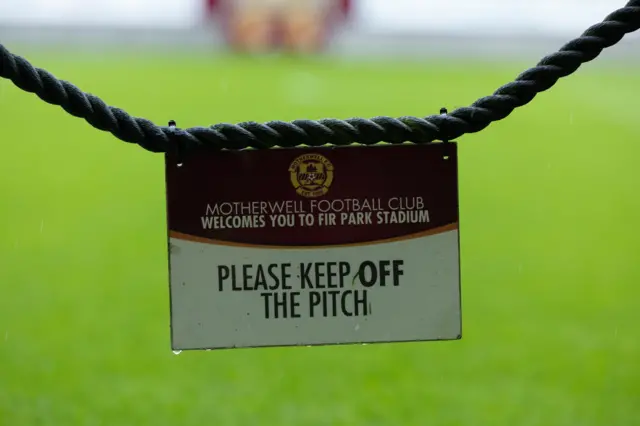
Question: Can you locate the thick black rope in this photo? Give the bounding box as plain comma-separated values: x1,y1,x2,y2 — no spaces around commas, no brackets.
1,0,639,153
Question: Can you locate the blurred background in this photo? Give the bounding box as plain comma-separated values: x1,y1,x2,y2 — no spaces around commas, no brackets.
0,1,639,425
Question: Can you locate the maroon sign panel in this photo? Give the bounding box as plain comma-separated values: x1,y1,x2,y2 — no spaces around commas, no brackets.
165,143,459,248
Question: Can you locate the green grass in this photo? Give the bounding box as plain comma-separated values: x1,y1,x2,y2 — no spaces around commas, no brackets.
0,50,639,426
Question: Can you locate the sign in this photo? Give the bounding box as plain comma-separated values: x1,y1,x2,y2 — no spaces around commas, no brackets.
165,143,461,350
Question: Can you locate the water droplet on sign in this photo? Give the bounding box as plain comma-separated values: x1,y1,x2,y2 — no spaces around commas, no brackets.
172,350,182,355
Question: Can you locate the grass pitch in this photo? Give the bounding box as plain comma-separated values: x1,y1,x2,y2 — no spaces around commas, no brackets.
0,49,639,426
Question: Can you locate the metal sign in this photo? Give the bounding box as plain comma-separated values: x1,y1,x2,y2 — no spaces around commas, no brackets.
165,143,461,350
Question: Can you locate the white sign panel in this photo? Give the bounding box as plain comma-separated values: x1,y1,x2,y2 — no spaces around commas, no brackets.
165,143,461,350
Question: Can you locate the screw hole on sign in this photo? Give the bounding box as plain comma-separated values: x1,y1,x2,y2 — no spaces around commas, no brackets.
443,155,450,160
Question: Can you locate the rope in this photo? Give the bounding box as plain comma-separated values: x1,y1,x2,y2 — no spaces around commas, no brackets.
1,0,639,154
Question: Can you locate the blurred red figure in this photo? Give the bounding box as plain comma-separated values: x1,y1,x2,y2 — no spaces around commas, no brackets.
207,0,352,53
